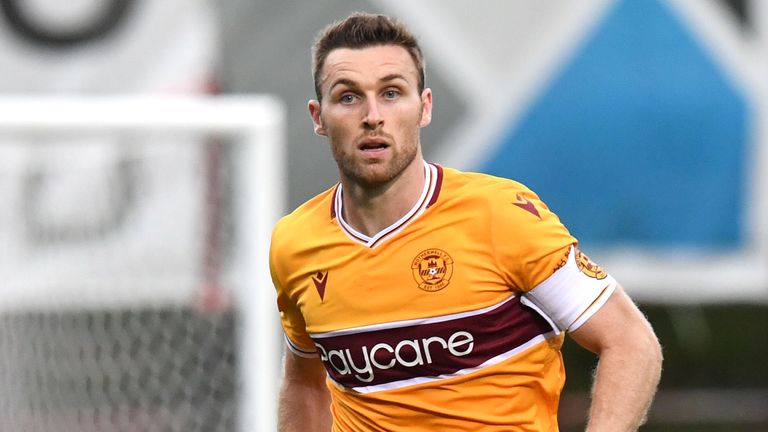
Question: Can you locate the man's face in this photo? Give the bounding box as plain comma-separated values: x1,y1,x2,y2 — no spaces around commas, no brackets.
309,45,432,188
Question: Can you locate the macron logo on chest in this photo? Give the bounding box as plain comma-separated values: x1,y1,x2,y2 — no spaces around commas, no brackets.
311,271,329,300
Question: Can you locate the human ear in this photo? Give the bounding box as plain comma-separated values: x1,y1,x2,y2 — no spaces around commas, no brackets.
419,88,433,128
308,100,327,136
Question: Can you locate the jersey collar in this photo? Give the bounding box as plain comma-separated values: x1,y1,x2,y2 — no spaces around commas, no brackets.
332,161,442,248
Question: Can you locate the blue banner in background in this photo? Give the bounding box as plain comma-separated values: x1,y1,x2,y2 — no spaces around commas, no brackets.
482,0,748,249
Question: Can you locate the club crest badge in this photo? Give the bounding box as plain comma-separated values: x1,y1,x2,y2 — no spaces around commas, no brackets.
575,248,608,280
411,248,453,292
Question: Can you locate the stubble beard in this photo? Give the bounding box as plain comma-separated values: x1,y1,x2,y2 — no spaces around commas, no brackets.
332,136,419,189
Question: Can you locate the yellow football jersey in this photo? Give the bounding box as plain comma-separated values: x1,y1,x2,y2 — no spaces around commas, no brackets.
270,162,616,431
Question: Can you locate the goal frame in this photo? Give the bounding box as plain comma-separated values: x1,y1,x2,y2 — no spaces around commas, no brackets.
0,95,285,432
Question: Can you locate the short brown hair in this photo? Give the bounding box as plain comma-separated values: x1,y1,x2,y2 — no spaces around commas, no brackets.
311,12,425,100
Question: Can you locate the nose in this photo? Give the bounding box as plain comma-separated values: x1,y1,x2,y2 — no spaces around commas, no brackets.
362,99,384,130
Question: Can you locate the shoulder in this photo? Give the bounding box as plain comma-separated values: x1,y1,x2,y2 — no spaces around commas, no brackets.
439,165,540,210
438,167,576,290
271,185,337,254
437,165,570,241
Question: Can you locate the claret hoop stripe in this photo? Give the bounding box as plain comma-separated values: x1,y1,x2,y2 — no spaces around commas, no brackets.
309,294,557,392
311,293,518,339
346,332,556,394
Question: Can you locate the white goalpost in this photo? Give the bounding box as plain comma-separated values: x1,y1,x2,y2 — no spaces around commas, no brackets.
0,96,284,432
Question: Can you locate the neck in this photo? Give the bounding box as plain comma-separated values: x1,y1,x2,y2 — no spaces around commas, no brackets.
340,158,426,237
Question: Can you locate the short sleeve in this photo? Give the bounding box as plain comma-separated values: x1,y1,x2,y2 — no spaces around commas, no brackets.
270,224,318,358
490,185,577,291
490,183,616,332
522,245,617,332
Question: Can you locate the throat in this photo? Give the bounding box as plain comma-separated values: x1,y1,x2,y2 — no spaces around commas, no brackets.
342,195,412,238
339,161,428,238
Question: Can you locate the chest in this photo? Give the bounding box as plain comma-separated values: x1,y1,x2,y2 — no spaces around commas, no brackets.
292,225,513,333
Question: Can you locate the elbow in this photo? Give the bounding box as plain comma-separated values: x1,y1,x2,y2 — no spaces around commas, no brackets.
653,335,664,374
605,324,663,377
640,326,664,380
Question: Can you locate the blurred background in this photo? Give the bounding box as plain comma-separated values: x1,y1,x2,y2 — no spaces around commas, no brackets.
0,0,766,431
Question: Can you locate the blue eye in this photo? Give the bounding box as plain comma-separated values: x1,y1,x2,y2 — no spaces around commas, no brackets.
340,94,356,104
384,90,400,99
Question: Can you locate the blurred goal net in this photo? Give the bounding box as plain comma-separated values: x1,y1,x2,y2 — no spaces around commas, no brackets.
0,96,285,432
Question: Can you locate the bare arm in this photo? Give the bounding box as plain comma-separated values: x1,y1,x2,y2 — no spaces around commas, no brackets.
569,285,663,431
279,350,332,432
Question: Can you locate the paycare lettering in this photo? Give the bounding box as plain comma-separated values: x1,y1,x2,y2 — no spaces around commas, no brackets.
316,331,474,384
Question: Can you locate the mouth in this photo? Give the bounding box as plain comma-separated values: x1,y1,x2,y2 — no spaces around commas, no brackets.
358,137,390,153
